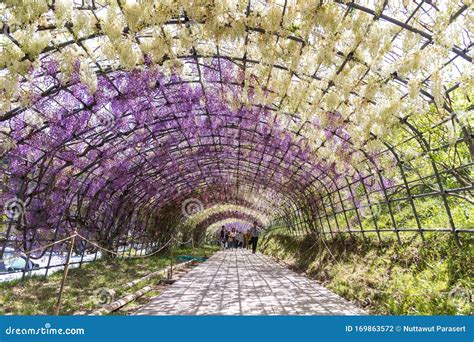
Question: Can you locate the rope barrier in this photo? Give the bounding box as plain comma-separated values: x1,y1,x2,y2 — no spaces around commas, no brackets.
0,232,176,265
0,234,77,264
75,233,174,259
0,231,197,315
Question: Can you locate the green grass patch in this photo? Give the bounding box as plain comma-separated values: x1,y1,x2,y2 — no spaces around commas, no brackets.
0,245,218,315
260,232,473,315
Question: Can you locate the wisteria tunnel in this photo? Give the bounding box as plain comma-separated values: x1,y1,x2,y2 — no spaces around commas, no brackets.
0,0,472,315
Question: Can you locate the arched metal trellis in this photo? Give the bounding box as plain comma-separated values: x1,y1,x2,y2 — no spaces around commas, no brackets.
0,0,472,280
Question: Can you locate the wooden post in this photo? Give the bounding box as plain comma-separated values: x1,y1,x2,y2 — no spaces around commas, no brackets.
54,232,76,315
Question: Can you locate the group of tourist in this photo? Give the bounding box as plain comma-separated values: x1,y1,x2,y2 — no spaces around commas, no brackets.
219,222,260,253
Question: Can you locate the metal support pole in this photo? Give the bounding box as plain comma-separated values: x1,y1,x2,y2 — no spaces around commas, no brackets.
169,239,174,280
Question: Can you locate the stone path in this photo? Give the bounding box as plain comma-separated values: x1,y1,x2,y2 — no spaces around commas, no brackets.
135,249,366,315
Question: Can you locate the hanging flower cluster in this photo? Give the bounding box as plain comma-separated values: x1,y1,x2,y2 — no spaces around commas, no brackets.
1,1,471,127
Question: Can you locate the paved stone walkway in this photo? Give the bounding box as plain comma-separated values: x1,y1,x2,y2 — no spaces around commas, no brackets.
135,249,366,315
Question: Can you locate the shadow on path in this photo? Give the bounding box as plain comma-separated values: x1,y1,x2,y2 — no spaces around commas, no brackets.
135,250,366,315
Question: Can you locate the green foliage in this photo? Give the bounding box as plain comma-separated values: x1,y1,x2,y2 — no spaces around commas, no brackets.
260,232,473,315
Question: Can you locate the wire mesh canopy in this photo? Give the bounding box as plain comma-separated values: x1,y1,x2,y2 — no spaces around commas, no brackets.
0,0,472,257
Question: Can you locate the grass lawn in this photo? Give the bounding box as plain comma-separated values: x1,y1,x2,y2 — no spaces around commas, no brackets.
0,245,218,315
260,232,473,315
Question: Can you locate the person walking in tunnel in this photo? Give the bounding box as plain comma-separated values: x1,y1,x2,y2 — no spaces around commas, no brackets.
229,228,237,249
244,229,251,249
236,230,244,248
224,229,230,249
250,222,260,254
219,226,225,249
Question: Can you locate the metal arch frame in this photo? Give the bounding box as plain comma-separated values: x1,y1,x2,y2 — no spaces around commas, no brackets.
0,0,472,279
2,70,470,254
2,79,472,212
192,210,266,235
2,1,471,122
